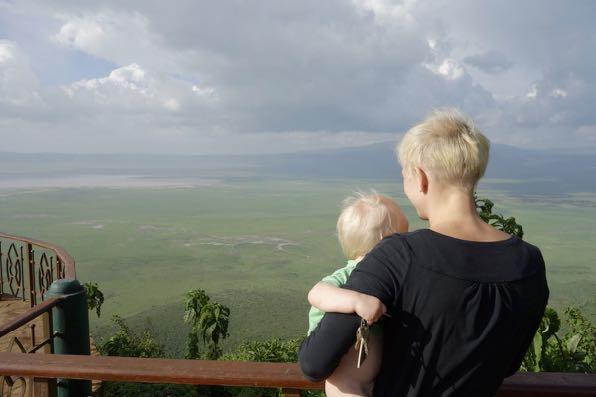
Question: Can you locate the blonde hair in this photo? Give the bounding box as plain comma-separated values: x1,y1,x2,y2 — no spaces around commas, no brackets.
397,109,490,188
337,192,403,260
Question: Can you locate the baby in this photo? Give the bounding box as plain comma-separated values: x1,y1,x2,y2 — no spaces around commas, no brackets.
307,192,409,397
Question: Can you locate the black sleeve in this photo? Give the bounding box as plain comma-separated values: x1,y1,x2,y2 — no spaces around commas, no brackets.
299,237,408,381
299,312,361,381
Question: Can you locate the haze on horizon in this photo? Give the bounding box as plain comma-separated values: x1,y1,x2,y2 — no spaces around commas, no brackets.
1,1,595,155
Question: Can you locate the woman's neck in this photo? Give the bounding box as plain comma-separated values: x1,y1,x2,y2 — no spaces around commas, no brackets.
426,187,478,229
425,186,510,242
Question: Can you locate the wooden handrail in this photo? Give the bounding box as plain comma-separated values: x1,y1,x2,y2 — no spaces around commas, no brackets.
0,353,323,389
0,296,63,337
1,353,595,396
0,231,76,279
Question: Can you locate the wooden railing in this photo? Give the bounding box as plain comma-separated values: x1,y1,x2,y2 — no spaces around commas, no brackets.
1,352,595,396
0,231,75,307
1,232,595,396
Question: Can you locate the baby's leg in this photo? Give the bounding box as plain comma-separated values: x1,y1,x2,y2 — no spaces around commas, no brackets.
324,332,382,397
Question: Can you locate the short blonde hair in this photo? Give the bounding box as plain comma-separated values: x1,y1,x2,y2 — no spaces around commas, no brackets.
337,192,403,260
397,109,490,188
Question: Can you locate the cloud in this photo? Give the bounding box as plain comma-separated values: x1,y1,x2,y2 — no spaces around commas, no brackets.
0,0,595,153
0,40,42,107
463,50,513,74
62,63,215,113
424,58,465,81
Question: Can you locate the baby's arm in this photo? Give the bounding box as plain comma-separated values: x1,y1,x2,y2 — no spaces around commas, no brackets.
308,282,386,324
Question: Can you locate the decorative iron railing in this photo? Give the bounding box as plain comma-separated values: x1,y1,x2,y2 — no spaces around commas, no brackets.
0,232,75,307
0,232,78,396
0,297,64,396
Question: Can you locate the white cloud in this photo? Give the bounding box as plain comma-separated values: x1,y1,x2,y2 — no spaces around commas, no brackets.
62,63,216,114
526,84,538,99
53,15,106,51
425,58,465,81
551,88,567,98
52,11,151,61
0,40,42,108
351,0,417,25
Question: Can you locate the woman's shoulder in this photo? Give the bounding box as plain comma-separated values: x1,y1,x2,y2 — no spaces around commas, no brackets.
366,231,422,263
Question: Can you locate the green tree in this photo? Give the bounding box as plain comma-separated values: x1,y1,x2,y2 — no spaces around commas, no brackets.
99,315,165,358
84,281,104,317
99,315,197,396
222,337,323,397
475,194,524,238
222,337,303,362
184,289,230,360
521,307,595,373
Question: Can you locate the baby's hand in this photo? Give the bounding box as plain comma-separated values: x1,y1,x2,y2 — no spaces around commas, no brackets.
354,293,386,324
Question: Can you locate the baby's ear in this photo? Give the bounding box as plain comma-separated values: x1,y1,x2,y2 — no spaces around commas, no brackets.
404,215,410,231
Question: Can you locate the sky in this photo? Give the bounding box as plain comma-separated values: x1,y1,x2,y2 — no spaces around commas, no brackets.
0,0,595,154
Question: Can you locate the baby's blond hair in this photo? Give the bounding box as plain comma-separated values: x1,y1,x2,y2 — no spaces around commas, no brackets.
337,192,403,260
397,109,490,188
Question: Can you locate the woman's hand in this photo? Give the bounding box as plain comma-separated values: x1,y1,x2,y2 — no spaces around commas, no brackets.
354,293,386,324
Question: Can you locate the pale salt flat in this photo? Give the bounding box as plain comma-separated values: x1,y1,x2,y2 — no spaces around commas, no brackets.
0,174,216,189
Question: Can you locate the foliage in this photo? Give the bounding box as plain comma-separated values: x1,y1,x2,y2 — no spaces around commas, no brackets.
99,315,197,396
222,337,303,362
184,289,230,360
99,315,165,358
521,307,595,373
84,281,104,317
475,194,524,238
222,337,323,397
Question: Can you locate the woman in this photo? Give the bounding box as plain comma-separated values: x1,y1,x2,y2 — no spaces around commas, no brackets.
299,109,549,396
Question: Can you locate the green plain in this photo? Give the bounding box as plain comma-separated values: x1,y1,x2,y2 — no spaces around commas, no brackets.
0,179,594,356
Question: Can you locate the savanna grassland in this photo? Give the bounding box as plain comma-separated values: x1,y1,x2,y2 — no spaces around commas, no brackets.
0,177,594,357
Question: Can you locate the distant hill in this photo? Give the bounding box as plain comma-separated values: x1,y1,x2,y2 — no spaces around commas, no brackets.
257,143,596,194
0,143,594,194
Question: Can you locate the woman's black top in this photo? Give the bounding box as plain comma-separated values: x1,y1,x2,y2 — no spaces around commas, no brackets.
299,229,549,396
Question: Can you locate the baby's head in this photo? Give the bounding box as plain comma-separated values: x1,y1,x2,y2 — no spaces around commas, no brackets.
337,192,408,260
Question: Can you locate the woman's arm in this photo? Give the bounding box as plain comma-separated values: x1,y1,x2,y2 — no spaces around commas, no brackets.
300,253,399,381
308,282,386,324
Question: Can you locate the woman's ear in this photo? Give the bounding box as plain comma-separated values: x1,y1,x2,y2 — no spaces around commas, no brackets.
415,167,429,194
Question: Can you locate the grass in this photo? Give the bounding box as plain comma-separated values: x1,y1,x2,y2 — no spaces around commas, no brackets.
0,179,594,356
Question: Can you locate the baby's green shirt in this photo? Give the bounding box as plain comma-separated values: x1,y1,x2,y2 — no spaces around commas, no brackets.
307,259,358,335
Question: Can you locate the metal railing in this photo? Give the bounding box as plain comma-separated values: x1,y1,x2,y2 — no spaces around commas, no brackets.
0,298,64,396
0,231,75,307
0,232,79,396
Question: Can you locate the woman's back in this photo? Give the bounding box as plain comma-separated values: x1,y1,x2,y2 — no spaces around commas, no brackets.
358,230,549,396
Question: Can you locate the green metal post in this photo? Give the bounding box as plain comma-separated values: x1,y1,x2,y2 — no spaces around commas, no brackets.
45,279,92,397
